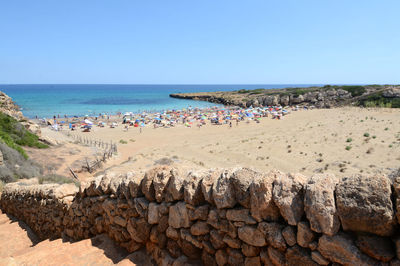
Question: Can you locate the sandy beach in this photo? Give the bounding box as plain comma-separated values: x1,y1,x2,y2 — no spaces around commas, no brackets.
34,107,400,180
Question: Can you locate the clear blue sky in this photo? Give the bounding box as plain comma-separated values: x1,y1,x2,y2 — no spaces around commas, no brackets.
0,0,399,84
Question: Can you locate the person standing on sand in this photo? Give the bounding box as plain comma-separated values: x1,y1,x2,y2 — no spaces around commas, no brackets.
140,127,142,133
229,121,232,128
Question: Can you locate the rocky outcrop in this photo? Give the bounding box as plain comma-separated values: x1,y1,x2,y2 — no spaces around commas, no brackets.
1,166,400,265
0,92,24,121
0,91,41,136
170,85,400,108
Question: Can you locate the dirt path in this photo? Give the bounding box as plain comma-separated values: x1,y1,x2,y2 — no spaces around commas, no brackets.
0,210,152,265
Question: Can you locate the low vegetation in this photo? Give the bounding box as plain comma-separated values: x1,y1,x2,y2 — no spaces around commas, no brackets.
38,174,80,187
0,112,48,159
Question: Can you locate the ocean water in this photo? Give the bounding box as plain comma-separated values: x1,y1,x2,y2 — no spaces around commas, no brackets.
0,84,319,118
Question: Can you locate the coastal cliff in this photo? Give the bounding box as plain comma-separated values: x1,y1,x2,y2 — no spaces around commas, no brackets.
170,85,400,108
2,166,400,265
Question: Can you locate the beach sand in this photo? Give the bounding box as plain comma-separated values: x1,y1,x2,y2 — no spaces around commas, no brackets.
37,107,400,179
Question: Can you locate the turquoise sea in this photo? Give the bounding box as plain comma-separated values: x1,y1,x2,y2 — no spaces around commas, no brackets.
0,84,319,118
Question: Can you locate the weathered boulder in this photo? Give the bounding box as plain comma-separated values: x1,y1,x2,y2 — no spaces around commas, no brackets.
213,170,236,209
227,248,244,266
336,174,396,236
311,251,329,265
273,171,307,225
267,246,286,266
201,170,221,204
190,221,209,236
249,172,280,222
126,218,151,243
258,222,286,251
184,170,205,206
356,234,395,262
286,245,317,266
244,256,261,266
238,226,267,247
318,233,379,265
168,202,190,229
142,166,177,202
230,167,257,208
242,244,260,257
296,221,315,248
304,173,340,236
226,208,256,224
282,226,297,247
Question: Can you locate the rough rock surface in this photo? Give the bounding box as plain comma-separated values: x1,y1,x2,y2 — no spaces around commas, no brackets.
304,173,340,235
336,174,396,236
272,171,307,225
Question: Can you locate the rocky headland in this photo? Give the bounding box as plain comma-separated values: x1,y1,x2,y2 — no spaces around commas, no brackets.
2,166,400,265
170,85,400,108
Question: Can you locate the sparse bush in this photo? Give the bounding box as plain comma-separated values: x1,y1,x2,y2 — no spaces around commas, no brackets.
38,174,80,186
363,133,370,137
0,112,48,159
346,138,352,143
0,143,42,183
345,146,352,151
119,139,128,144
154,157,174,165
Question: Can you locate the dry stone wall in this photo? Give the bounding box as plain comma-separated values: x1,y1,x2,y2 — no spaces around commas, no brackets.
1,166,400,265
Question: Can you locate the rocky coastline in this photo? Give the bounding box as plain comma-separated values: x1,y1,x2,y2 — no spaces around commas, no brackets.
170,85,400,108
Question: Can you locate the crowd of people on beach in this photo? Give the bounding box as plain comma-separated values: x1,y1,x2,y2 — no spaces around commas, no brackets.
41,105,309,132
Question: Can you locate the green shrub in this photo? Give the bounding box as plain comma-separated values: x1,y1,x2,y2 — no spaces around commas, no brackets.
363,133,370,137
38,174,80,186
119,139,128,144
345,146,352,151
0,112,48,159
340,86,366,97
346,138,352,143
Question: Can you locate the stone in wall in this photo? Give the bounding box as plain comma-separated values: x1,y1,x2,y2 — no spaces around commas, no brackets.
336,174,396,236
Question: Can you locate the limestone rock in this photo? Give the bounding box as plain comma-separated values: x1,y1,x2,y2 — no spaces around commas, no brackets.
356,235,394,262
238,226,266,247
184,170,205,206
272,171,307,225
215,249,228,266
189,205,208,221
311,251,329,265
148,202,160,224
126,218,151,243
304,173,340,235
249,171,280,222
127,173,143,198
282,226,297,247
190,221,210,236
258,222,286,251
226,208,256,224
244,256,261,266
242,244,260,257
286,245,317,266
318,233,379,265
153,166,179,202
201,170,221,204
223,234,241,249
210,229,226,249
267,247,286,266
227,248,244,266
168,202,190,229
212,170,236,209
336,174,396,236
230,167,257,208
297,221,315,248
165,168,185,202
